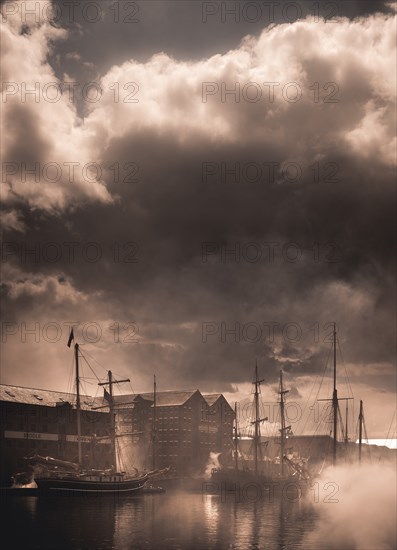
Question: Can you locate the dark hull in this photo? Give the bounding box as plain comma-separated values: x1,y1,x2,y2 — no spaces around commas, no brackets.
36,475,148,495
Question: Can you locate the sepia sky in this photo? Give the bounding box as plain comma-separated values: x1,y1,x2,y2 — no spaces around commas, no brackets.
1,0,396,438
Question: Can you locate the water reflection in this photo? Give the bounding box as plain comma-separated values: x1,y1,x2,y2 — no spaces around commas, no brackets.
3,492,320,550
203,494,219,538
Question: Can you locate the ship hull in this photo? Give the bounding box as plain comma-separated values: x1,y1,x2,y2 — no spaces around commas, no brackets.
35,475,148,495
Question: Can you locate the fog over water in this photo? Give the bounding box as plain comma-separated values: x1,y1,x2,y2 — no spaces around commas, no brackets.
3,460,396,550
304,461,397,550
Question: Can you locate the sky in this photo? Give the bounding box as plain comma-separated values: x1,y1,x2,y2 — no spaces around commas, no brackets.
0,0,396,440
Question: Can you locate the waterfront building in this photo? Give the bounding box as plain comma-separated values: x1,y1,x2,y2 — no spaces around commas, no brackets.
0,384,111,485
129,390,235,473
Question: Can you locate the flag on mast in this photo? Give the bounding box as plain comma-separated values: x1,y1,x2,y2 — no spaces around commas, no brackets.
67,328,74,348
104,388,111,402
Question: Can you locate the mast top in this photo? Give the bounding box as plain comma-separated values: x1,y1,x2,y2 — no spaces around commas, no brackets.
98,372,130,386
278,370,289,394
333,322,337,392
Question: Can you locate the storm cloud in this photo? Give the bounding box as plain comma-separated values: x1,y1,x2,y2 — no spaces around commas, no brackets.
0,1,395,436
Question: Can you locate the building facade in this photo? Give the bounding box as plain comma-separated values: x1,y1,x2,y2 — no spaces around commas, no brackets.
203,394,235,455
0,384,112,486
129,390,234,474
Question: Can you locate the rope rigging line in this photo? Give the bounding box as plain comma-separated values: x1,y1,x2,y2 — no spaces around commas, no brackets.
295,373,321,436
80,347,133,400
355,415,360,442
337,404,345,442
79,348,102,382
337,338,354,398
299,344,332,437
67,352,75,397
363,415,372,462
384,408,396,447
78,347,109,375
337,337,355,439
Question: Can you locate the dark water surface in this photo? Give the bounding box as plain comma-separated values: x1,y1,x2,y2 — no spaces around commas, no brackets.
2,491,334,550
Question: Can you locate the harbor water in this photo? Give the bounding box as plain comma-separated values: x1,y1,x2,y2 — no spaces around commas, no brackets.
0,489,363,550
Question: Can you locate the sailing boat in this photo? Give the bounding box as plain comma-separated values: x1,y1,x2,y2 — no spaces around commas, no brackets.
31,339,151,494
316,322,362,468
211,363,310,489
305,323,372,470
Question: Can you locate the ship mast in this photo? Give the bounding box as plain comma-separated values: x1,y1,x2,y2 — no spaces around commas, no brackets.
74,343,82,465
152,374,157,470
358,400,363,464
332,322,338,465
318,325,353,465
253,361,264,475
279,370,290,477
108,371,116,469
98,371,130,471
345,399,349,445
234,402,238,471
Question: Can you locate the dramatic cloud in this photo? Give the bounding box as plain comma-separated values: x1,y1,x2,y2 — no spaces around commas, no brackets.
1,1,395,436
1,7,112,212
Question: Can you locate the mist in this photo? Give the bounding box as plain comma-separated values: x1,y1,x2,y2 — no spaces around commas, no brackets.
304,460,397,549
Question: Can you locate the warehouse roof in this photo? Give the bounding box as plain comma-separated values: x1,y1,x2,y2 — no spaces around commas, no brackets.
0,384,101,411
134,390,200,407
0,384,233,412
203,394,222,406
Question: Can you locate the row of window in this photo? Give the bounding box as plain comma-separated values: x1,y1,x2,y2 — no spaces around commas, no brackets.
157,454,189,458
157,428,192,432
156,439,217,445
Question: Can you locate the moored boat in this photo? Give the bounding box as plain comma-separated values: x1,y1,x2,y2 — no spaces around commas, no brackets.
28,332,159,495
211,364,311,493
27,455,148,494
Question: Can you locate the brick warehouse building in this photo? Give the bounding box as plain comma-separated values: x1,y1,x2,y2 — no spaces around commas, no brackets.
0,384,112,486
203,394,234,455
127,390,235,474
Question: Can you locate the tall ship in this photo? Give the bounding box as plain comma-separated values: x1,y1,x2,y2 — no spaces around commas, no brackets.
316,323,369,468
211,323,371,491
211,363,311,490
27,334,161,495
